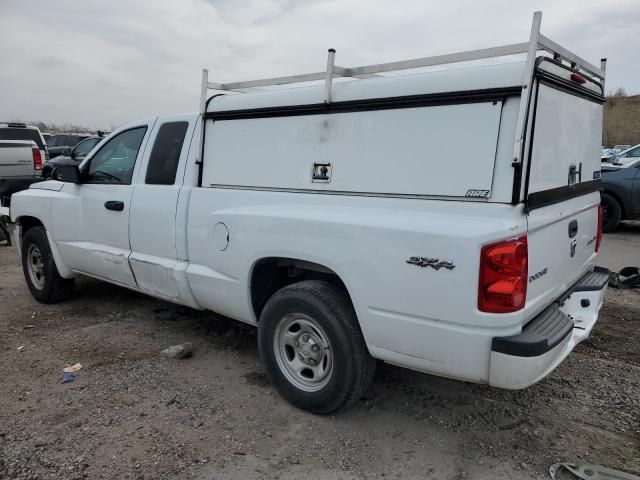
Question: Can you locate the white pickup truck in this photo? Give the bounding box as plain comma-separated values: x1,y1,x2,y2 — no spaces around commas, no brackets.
11,13,609,414
0,139,43,208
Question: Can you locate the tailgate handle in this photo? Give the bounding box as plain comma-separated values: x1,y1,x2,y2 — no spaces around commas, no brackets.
568,219,578,238
567,163,582,186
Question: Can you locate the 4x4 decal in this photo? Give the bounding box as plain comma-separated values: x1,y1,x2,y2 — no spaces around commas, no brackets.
406,257,456,270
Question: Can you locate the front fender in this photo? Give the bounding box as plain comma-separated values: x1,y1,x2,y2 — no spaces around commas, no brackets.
11,189,76,279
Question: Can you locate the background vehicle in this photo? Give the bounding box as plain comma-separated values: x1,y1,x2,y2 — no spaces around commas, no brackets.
0,140,42,207
606,143,640,166
613,144,631,152
0,123,49,162
46,133,90,159
10,12,608,414
600,144,640,231
41,136,103,178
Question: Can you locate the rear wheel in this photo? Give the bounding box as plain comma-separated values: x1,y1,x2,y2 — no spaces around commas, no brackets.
601,193,621,233
258,280,375,414
21,226,74,303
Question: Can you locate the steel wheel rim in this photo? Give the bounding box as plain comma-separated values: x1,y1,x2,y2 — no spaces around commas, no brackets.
27,245,45,290
273,313,333,392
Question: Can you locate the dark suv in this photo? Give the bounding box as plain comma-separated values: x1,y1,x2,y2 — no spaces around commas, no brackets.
46,134,91,159
41,136,103,178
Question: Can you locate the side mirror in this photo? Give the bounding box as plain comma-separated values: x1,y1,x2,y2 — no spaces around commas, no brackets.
62,148,72,157
52,165,81,183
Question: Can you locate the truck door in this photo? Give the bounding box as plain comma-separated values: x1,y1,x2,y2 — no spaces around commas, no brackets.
618,148,640,215
128,114,196,300
51,123,154,287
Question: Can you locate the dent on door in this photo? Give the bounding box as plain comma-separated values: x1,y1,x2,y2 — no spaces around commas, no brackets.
129,255,181,300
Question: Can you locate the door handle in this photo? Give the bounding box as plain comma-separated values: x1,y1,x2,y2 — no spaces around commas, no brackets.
568,219,578,238
104,200,124,212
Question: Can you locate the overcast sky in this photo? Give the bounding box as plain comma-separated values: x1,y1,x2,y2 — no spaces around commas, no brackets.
1,0,638,130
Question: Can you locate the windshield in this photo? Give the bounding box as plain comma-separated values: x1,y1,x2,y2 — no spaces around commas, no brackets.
73,137,100,157
613,145,640,165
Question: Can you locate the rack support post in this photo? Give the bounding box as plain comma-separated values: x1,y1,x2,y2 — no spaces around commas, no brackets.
200,69,209,115
324,49,336,104
600,58,607,92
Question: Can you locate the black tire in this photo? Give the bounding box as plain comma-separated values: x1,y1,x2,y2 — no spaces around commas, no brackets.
21,226,74,303
258,280,375,414
601,192,621,233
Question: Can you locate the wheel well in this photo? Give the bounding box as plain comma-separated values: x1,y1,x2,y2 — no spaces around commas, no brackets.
601,190,626,219
250,258,349,320
16,216,44,236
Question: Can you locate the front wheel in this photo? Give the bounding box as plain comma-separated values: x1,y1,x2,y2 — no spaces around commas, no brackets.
258,280,375,414
601,192,621,233
21,226,74,303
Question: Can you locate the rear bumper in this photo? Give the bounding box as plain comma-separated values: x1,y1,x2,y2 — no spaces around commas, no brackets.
489,266,609,389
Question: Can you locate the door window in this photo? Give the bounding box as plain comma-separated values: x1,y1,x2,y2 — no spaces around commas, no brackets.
145,122,189,185
84,127,146,184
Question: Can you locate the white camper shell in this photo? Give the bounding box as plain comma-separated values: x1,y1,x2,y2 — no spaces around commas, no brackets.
11,12,609,413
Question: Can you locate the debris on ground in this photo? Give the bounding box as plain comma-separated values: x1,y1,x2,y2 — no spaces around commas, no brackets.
550,463,640,480
0,214,11,246
161,343,192,359
61,374,76,384
609,267,640,289
17,345,24,351
62,363,82,373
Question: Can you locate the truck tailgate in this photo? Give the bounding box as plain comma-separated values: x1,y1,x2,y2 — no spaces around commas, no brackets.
525,193,600,320
0,141,36,178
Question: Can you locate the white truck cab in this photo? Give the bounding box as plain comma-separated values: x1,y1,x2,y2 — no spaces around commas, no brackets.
11,13,609,414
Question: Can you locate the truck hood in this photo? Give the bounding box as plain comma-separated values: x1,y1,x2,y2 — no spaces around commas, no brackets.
30,180,64,192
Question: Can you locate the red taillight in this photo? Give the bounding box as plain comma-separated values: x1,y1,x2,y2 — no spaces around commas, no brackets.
32,147,42,170
570,73,587,84
478,236,528,313
595,204,603,252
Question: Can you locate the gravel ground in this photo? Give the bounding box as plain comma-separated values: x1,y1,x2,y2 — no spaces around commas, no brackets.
0,225,639,480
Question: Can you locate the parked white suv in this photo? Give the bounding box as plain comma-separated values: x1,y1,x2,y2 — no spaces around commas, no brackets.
10,13,609,414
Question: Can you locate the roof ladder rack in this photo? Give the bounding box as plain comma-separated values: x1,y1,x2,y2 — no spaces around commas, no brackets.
199,10,606,175
200,11,605,114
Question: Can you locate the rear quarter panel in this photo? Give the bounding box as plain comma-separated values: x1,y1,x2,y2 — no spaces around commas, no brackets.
186,189,528,382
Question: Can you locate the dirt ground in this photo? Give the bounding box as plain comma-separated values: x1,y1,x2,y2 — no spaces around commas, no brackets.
0,225,639,480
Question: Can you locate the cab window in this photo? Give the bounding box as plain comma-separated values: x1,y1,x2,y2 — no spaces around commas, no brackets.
145,122,189,185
